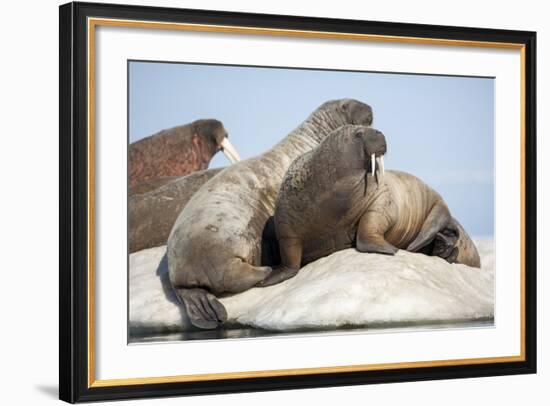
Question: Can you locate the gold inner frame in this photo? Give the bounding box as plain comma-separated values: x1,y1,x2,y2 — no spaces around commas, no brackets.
86,17,527,388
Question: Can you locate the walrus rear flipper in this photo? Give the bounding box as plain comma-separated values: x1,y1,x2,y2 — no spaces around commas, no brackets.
433,222,460,259
176,288,228,330
407,202,451,252
435,217,481,268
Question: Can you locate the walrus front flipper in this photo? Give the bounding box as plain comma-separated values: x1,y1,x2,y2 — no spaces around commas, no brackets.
356,211,398,255
222,258,272,293
176,288,228,330
256,266,299,287
407,202,451,252
256,237,302,287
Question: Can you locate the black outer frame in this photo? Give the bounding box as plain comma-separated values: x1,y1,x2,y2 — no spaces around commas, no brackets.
59,1,537,403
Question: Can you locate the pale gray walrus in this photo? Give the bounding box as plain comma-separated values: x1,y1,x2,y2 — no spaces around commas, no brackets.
167,99,374,329
129,168,224,253
258,125,480,287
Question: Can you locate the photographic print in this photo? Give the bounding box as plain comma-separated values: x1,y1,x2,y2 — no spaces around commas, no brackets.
128,61,495,343
60,3,535,401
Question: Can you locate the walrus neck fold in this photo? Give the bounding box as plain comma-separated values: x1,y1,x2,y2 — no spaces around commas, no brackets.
269,109,350,164
306,109,350,143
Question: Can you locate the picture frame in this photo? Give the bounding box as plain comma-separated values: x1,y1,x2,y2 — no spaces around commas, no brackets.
59,1,537,403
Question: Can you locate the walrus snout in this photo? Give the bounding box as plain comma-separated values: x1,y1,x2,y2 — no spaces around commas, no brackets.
359,128,386,155
358,128,387,186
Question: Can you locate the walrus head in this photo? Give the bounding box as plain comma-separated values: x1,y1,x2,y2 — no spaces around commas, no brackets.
192,119,241,164
321,125,386,189
313,99,373,130
336,98,374,127
353,126,386,188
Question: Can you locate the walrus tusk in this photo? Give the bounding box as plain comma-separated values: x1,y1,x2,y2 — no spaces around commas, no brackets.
372,153,382,187
376,155,385,186
220,138,241,163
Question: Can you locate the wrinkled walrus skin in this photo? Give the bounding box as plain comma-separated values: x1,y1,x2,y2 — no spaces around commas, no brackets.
167,99,374,329
129,168,224,253
129,176,182,196
259,125,480,287
129,119,239,188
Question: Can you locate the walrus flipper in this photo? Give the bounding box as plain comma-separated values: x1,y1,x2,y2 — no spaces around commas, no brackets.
433,222,460,259
222,258,273,293
256,266,299,287
176,288,228,330
256,237,302,287
407,202,451,252
356,210,399,255
433,217,481,268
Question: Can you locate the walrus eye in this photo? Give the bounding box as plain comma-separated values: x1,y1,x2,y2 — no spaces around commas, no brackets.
354,130,363,138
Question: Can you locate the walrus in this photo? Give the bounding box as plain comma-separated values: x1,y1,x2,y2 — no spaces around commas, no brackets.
130,176,181,196
129,118,240,188
167,99,374,329
258,125,480,287
129,167,224,253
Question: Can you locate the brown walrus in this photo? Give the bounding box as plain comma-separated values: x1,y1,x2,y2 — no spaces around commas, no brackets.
129,168,225,253
129,119,240,188
130,176,181,196
258,125,480,287
167,99,374,329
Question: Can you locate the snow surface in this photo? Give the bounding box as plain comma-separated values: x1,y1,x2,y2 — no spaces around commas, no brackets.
129,239,494,335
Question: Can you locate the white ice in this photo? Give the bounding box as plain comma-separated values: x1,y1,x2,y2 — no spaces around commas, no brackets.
129,239,494,334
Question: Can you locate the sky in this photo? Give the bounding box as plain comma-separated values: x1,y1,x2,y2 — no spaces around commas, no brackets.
129,61,494,237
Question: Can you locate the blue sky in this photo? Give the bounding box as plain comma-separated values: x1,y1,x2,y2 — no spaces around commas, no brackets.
129,61,494,237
